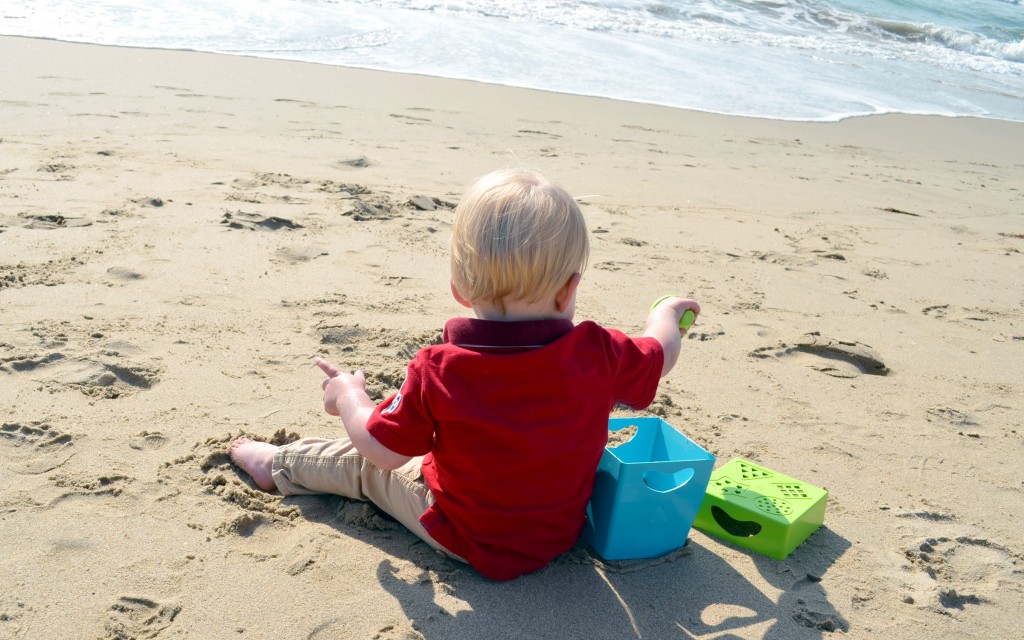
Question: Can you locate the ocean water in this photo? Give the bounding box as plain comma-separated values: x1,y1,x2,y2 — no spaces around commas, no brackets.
2,0,1022,122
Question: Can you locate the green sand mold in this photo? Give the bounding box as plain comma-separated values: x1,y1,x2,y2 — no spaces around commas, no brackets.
693,458,827,560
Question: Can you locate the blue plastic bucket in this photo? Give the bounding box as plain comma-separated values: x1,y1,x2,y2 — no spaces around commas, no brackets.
582,417,715,560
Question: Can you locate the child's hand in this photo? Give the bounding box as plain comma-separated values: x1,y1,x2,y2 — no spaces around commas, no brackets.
649,296,700,334
315,357,367,417
645,296,700,378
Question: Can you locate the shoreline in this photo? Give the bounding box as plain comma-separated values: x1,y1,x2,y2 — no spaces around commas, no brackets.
5,31,1022,125
4,35,1021,214
2,34,1023,639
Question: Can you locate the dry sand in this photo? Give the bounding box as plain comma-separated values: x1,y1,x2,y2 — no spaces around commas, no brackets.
1,35,1022,639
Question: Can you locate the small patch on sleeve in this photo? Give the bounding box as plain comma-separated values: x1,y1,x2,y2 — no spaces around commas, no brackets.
380,368,409,415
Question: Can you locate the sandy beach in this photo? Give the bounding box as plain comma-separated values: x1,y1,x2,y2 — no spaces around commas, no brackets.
1,35,1023,639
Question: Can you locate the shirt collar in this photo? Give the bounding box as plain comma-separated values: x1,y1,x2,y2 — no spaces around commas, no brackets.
442,317,574,350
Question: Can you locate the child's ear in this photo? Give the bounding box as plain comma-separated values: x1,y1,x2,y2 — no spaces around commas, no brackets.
450,281,474,308
554,272,582,312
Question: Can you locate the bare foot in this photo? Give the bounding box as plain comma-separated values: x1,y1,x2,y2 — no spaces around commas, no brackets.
228,438,279,491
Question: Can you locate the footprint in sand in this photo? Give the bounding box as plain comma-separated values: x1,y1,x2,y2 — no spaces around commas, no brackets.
900,530,1022,617
2,328,161,398
49,357,161,398
0,421,72,449
51,473,132,500
129,431,168,451
925,403,1017,440
4,351,159,398
0,421,75,475
104,596,180,640
1,352,66,373
750,332,889,378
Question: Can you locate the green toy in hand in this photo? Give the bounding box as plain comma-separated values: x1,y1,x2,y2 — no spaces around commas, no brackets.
651,295,696,330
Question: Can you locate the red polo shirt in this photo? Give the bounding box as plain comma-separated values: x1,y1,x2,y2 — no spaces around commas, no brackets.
366,317,663,580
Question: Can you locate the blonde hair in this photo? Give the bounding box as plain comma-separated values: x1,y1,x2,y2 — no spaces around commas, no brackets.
450,169,589,310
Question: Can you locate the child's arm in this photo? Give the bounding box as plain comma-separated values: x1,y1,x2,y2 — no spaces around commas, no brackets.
315,358,413,470
643,296,700,377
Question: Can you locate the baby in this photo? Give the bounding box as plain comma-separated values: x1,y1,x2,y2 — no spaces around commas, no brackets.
230,168,698,580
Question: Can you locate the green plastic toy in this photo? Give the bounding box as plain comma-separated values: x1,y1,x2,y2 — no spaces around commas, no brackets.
650,295,696,330
693,458,827,560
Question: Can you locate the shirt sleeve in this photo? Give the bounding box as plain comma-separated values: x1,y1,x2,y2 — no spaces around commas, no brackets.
365,358,437,457
606,329,664,410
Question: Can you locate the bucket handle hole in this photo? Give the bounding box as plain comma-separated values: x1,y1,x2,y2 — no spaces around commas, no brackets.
642,467,695,493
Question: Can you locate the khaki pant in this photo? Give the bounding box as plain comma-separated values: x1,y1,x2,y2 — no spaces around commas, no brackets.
271,436,463,561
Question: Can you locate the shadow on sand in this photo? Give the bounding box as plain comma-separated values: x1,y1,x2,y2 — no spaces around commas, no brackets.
287,495,850,640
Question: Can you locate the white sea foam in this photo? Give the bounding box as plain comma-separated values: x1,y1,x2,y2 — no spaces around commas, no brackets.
1,0,1021,122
